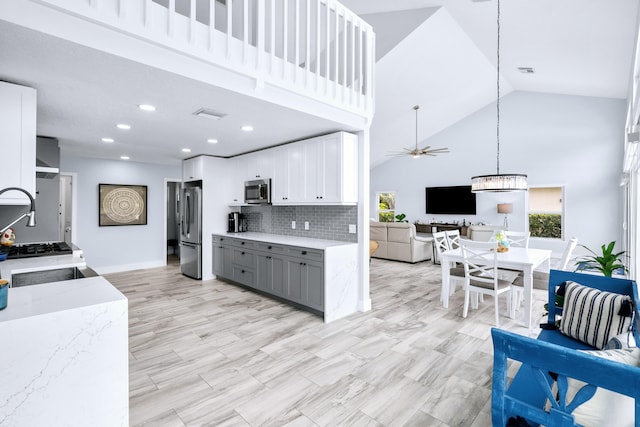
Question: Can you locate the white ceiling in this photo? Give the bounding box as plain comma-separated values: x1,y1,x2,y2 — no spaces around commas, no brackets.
1,0,638,167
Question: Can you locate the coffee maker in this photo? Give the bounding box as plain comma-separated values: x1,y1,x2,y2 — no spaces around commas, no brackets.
228,212,246,233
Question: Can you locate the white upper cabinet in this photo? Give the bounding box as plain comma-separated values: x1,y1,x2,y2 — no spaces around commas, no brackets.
182,156,204,182
227,157,245,205
244,150,275,181
272,132,357,205
0,82,36,205
313,132,358,204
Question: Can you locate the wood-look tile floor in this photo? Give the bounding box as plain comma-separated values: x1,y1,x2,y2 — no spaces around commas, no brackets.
105,256,545,427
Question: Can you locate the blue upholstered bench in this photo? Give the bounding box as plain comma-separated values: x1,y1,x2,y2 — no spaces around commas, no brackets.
491,270,640,427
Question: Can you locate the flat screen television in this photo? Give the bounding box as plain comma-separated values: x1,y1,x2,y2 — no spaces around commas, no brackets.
425,185,476,215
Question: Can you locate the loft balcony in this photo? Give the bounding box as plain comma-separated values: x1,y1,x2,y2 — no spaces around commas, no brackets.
11,0,375,122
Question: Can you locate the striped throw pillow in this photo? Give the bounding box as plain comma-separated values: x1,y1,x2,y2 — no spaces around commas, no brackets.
559,281,634,350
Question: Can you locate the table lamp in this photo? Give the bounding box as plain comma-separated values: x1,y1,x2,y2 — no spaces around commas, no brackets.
497,203,513,230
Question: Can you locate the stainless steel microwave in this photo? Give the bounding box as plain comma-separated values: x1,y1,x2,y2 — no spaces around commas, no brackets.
245,178,271,204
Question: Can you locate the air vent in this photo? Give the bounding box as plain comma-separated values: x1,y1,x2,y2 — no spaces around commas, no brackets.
193,108,226,120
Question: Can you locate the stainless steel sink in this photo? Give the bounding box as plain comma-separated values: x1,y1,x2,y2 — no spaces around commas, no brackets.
11,266,99,287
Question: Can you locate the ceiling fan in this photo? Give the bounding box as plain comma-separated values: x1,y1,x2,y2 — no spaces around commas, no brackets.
387,105,449,158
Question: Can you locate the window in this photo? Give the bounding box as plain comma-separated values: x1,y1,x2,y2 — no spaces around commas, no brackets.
376,191,396,222
529,187,563,239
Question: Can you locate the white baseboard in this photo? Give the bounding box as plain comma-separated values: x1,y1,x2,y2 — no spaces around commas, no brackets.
94,259,166,275
358,298,372,312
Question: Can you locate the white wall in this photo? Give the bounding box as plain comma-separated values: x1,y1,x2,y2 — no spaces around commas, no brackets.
60,154,181,273
371,91,626,255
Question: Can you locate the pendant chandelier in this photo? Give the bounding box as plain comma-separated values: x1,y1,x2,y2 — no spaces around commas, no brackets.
471,0,527,193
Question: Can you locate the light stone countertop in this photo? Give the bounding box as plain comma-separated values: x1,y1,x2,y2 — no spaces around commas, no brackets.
216,232,357,249
0,276,126,323
0,253,87,285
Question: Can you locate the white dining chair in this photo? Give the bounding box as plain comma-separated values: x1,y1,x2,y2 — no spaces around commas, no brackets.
461,240,519,327
432,231,449,265
504,231,530,248
445,229,461,249
433,231,465,295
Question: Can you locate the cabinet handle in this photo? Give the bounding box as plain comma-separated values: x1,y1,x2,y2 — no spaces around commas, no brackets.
220,238,224,241
241,269,245,273
241,251,245,255
268,245,272,249
267,256,272,259
241,241,245,245
301,251,307,255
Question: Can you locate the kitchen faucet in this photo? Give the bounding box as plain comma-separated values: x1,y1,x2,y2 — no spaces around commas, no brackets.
0,187,36,234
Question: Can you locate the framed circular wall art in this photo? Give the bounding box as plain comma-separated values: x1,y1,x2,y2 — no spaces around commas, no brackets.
99,184,148,226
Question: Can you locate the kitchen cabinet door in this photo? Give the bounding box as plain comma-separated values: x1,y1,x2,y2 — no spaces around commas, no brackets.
304,261,324,311
286,259,304,303
226,157,245,205
285,257,323,310
271,146,289,204
281,142,307,204
256,253,286,295
317,132,357,204
245,150,274,180
0,82,36,205
182,157,204,182
212,243,232,278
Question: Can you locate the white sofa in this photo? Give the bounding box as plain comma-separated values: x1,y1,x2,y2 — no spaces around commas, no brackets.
370,221,432,263
467,225,504,241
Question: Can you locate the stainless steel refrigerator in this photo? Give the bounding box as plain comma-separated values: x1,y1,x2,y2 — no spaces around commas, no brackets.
180,184,202,279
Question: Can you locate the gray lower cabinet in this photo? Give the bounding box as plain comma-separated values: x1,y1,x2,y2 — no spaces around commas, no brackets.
286,258,323,311
256,253,286,295
212,241,232,278
212,234,324,313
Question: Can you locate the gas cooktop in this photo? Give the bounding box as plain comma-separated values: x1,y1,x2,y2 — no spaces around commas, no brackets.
0,242,73,259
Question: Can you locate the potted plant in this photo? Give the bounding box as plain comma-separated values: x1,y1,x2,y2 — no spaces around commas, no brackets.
575,241,627,277
394,213,407,222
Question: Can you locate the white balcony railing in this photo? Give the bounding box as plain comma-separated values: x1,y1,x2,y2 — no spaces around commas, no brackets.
34,0,375,117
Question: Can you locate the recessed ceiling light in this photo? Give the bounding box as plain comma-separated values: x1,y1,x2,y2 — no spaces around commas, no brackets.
120,156,130,160
138,104,156,111
241,125,254,132
102,137,114,143
182,148,191,153
207,138,219,144
193,108,226,120
517,67,535,74
117,124,131,130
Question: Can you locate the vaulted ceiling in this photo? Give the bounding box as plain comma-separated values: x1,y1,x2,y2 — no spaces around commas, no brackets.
340,0,639,166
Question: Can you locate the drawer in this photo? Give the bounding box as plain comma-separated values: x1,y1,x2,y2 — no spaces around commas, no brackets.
257,243,285,254
233,248,257,268
232,266,256,287
286,246,323,262
212,234,227,244
229,239,256,250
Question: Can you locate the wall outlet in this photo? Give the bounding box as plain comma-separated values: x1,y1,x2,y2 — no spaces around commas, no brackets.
348,224,357,234
291,221,296,229
304,221,309,230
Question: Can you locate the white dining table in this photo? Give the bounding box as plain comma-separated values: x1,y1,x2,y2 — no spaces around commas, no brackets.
440,246,552,329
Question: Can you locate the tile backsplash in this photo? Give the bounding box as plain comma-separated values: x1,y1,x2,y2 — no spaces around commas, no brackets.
240,205,358,242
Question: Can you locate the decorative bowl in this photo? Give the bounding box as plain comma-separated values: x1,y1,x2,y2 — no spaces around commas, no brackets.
0,253,7,261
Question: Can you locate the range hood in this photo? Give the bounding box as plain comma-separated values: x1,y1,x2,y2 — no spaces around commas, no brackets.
35,137,60,179
36,157,59,179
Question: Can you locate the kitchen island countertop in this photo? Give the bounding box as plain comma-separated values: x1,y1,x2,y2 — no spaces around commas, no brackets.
0,253,86,285
0,269,129,426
